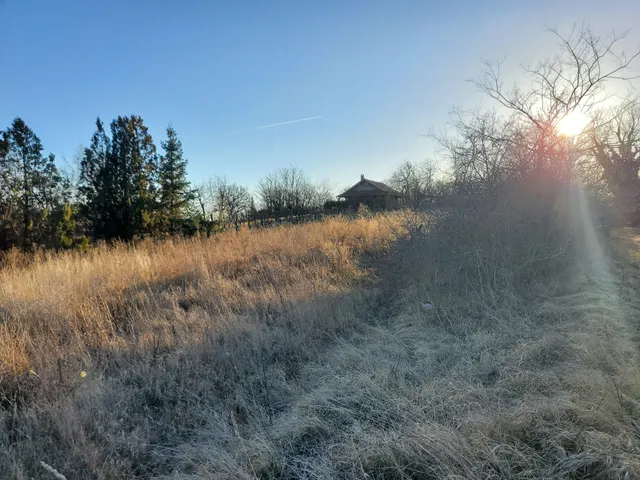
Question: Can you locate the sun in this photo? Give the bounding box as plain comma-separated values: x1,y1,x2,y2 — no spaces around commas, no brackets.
556,111,589,137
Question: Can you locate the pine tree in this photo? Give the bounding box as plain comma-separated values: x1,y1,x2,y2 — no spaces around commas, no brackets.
79,118,112,238
0,128,13,250
36,154,73,248
80,116,159,241
0,118,61,250
159,125,192,234
110,115,158,239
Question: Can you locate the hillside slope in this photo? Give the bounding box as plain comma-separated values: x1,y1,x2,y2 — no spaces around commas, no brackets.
1,214,640,479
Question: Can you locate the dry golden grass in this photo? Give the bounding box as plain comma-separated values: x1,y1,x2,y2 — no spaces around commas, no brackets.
2,209,640,479
0,214,404,376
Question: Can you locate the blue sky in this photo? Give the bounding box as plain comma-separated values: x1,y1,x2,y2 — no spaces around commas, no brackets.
1,1,639,193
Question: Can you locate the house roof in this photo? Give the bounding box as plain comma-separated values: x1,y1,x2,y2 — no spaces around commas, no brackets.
338,175,402,198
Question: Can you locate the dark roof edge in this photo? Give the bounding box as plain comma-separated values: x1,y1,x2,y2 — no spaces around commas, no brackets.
337,178,402,197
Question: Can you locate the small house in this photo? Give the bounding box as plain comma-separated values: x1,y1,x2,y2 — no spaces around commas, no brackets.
337,174,402,210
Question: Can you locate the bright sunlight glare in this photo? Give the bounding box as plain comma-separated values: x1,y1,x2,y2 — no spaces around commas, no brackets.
557,110,590,137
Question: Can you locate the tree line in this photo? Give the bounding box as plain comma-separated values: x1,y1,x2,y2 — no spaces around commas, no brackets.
2,26,639,253
0,110,449,254
0,116,346,252
0,116,192,251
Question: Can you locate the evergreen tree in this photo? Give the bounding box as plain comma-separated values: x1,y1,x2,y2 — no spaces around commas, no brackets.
36,154,74,248
0,118,61,250
55,203,78,249
109,115,158,239
0,128,12,250
79,118,112,237
158,125,192,234
80,115,158,241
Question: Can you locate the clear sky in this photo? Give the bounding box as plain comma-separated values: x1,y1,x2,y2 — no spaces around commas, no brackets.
1,0,639,193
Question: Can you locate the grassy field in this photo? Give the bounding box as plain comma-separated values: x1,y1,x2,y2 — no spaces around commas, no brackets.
1,213,640,479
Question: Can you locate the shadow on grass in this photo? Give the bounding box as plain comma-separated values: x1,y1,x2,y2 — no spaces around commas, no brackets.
0,269,387,479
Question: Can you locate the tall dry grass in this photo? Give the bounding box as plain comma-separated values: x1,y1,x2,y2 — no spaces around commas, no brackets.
372,185,640,478
2,204,640,479
0,214,406,478
0,214,403,376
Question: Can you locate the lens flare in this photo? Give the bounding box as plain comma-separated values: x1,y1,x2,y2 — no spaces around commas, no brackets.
557,111,589,137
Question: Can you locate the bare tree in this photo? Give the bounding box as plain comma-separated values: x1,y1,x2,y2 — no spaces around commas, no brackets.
431,109,526,194
591,97,640,223
192,177,251,226
387,160,435,206
470,24,640,184
475,24,640,131
431,25,639,198
192,180,213,220
215,177,251,224
311,179,335,209
257,167,319,215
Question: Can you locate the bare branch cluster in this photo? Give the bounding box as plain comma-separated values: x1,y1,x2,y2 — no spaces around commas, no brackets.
257,167,333,214
475,24,640,130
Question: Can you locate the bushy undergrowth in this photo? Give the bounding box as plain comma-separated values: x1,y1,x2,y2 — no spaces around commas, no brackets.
381,179,640,478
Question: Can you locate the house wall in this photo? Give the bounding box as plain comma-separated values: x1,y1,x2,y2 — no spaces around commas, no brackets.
344,194,399,210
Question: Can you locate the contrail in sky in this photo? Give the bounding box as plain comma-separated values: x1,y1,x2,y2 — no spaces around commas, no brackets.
227,116,322,135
